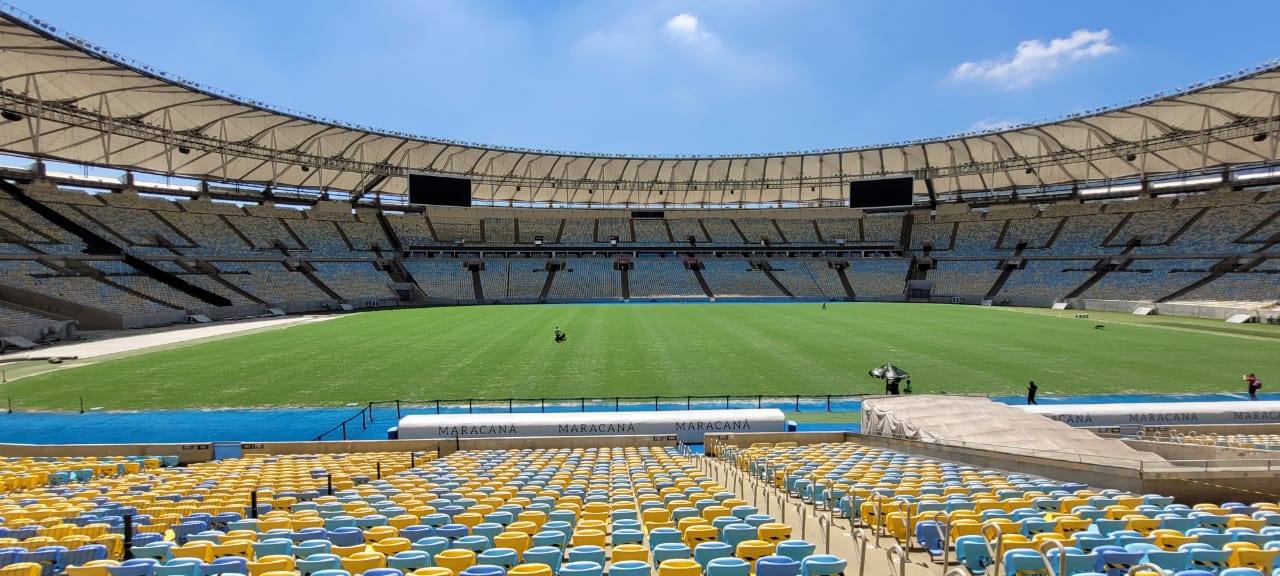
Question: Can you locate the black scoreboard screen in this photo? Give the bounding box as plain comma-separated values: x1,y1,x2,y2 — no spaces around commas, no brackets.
849,177,913,208
408,173,473,207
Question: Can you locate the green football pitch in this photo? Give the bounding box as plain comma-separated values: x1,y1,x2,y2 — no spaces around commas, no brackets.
2,303,1277,410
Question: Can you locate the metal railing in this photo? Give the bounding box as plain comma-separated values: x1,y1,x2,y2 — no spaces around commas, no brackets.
314,394,863,440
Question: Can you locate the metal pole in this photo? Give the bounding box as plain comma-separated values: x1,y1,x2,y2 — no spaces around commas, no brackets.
341,422,347,440
250,490,258,519
376,462,382,480
396,400,401,419
80,397,85,414
410,453,415,469
123,514,134,560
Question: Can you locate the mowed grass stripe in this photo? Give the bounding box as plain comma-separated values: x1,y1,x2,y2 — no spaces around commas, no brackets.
2,303,1276,410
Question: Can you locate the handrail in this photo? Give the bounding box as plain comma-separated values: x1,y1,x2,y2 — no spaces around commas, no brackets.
982,522,1004,576
1126,563,1169,576
899,499,913,563
1039,539,1068,576
817,512,832,555
933,511,951,576
886,544,908,576
796,500,807,541
851,527,871,576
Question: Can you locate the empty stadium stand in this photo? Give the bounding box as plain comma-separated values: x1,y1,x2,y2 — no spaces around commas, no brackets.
2,178,1279,332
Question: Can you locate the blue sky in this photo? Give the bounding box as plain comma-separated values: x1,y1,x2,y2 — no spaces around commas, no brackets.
15,0,1280,156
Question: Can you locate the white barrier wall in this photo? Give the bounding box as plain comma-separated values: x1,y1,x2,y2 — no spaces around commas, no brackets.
1021,401,1280,427
395,408,787,443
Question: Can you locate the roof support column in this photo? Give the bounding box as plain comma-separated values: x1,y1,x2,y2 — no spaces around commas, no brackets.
1199,107,1211,174
24,77,41,155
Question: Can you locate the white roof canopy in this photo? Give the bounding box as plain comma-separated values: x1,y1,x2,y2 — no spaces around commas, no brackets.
1,8,1278,206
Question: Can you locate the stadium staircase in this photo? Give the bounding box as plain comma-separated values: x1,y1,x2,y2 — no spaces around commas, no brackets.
728,220,749,243
619,267,630,301
898,212,913,247
296,262,344,300
3,181,119,255
660,220,675,242
771,220,789,243
1101,212,1134,247
193,260,266,304
758,262,793,298
539,267,556,302
1042,217,1069,249
984,260,1019,301
1164,208,1207,245
835,265,856,300
216,215,257,248
471,267,485,302
376,212,405,252
692,267,715,299
5,181,232,307
1065,258,1116,298
1157,256,1242,303
123,255,232,307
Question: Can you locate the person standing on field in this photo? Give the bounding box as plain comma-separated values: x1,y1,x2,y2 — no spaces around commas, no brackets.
1245,373,1262,400
1027,380,1038,405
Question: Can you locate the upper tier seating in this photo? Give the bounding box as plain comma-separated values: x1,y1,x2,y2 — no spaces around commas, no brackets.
999,217,1059,249
287,220,356,257
162,211,257,256
385,214,436,247
632,219,671,244
735,218,782,244
775,219,818,243
910,222,954,250
701,219,744,244
666,219,709,244
861,216,902,244
814,218,861,243
225,215,303,250
559,219,595,244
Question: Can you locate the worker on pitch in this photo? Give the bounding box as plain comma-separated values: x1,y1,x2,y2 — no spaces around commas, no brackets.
554,325,566,343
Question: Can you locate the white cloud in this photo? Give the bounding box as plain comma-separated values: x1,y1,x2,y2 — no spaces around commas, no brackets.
951,29,1118,89
665,12,715,46
969,118,1018,132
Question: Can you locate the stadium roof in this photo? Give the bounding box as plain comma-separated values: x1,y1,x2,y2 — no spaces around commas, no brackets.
1,5,1279,207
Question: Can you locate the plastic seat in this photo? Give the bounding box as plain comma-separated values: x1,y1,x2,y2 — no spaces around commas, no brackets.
774,541,816,564
434,549,477,575
294,540,332,559
558,561,603,576
520,547,562,573
412,537,451,559
706,557,751,576
608,560,652,576
721,525,758,550
657,559,703,576
799,555,846,576
452,536,491,553
252,539,293,559
566,546,605,566
476,548,520,571
735,540,775,569
507,564,554,576
755,556,801,576
246,556,295,576
459,566,505,576
295,554,343,576
652,543,691,564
